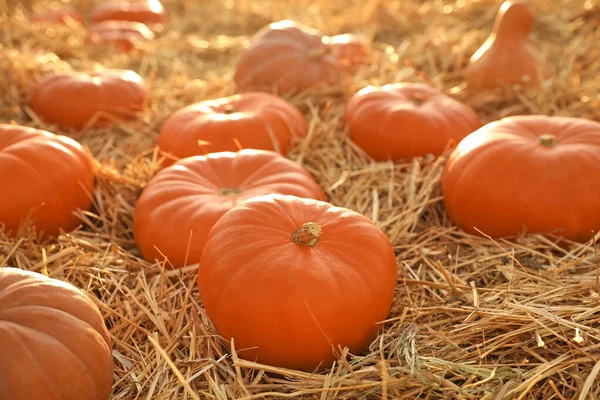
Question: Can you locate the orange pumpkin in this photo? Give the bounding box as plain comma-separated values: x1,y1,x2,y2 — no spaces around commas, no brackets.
30,5,83,26
442,115,600,242
234,20,343,94
0,267,113,400
465,0,543,89
134,150,325,269
323,34,371,74
158,92,307,164
90,0,167,25
0,124,95,237
197,194,397,371
87,20,155,52
345,82,480,161
31,69,148,130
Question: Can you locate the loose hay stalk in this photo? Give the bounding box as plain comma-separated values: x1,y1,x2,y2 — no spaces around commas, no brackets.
2,0,600,398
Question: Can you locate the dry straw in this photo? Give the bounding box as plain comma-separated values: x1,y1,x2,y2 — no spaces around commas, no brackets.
2,0,600,398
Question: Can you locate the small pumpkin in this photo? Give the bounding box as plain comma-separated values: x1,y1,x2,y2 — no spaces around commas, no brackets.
158,91,307,164
442,115,600,242
30,5,83,26
465,0,543,89
323,33,371,74
0,124,95,237
345,82,480,161
87,20,155,52
134,150,325,269
198,194,397,371
0,268,113,400
31,69,148,130
234,20,343,94
90,0,167,25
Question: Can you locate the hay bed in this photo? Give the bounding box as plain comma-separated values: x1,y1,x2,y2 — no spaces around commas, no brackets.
2,0,600,398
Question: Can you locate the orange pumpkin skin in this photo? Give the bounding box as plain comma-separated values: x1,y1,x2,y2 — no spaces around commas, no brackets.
87,21,155,52
90,0,166,25
0,124,95,237
465,1,543,89
345,83,480,161
0,267,113,400
158,92,307,165
442,116,600,242
198,194,397,371
234,20,343,93
323,34,371,74
134,150,326,269
31,70,147,130
30,5,83,26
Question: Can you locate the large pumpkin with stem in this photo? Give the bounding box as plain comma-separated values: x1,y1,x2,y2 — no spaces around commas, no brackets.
345,82,480,161
0,267,113,400
197,194,398,372
90,0,167,25
31,69,148,130
0,124,95,237
465,0,544,89
158,92,307,165
442,115,600,242
87,21,155,52
134,150,325,269
234,20,343,93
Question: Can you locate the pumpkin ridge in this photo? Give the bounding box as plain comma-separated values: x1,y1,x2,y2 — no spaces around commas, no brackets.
0,325,64,400
0,320,101,398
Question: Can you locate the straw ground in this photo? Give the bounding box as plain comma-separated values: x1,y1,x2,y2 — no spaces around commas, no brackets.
1,0,600,398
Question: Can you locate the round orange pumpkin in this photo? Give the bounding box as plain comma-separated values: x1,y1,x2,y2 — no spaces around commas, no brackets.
134,150,326,269
158,92,307,164
323,34,371,74
87,20,155,52
234,20,343,94
0,267,113,400
90,0,167,25
465,0,543,89
345,82,480,161
0,124,95,237
442,115,600,242
31,69,148,130
197,194,397,371
30,5,83,26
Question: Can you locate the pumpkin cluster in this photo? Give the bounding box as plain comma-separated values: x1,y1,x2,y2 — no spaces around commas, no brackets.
2,0,599,397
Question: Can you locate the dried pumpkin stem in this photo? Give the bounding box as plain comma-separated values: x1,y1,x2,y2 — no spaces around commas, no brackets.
410,95,425,106
219,187,242,196
291,222,322,247
538,134,557,146
223,105,236,114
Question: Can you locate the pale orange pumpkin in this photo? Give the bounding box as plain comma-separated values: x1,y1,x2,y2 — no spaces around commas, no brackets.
90,0,167,25
465,0,544,89
158,92,307,164
134,150,326,269
345,82,480,161
234,20,343,93
87,20,155,52
0,267,113,400
30,69,148,130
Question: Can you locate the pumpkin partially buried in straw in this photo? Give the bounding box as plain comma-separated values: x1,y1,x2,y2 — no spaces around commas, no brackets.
87,20,155,52
234,20,342,94
465,0,544,89
442,115,600,242
31,69,148,130
345,82,480,161
0,124,95,237
90,0,167,25
198,194,397,372
158,92,307,165
0,268,113,400
134,150,325,269
323,33,371,74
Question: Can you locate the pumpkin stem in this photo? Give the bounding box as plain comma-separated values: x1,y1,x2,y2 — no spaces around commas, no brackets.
223,105,235,114
307,47,330,58
410,95,425,106
538,134,557,146
291,222,322,247
219,187,242,196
